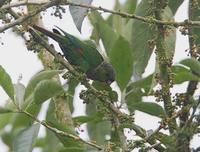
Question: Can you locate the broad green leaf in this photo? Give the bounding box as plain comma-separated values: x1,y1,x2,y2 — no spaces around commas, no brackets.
162,6,176,58
157,132,175,146
126,74,153,93
0,107,13,113
11,103,41,129
33,80,64,104
46,101,85,150
106,0,122,34
1,132,13,148
131,0,155,77
24,70,62,100
107,0,136,34
11,114,33,129
86,101,111,145
13,123,40,152
65,77,79,112
11,101,41,129
172,65,199,84
180,58,200,76
125,74,153,111
43,102,70,151
44,102,69,152
14,83,25,108
132,102,166,118
73,113,103,124
110,36,133,90
125,88,144,111
120,0,140,42
89,11,118,54
122,20,133,43
69,0,93,32
0,113,13,130
122,0,137,14
59,147,86,152
168,0,184,14
0,65,14,100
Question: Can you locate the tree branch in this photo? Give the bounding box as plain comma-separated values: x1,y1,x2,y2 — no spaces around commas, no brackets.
2,0,200,34
1,0,48,9
0,0,60,33
0,0,7,7
28,27,147,150
153,0,177,134
21,110,103,150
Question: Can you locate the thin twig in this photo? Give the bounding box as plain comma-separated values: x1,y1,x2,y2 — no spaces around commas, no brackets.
1,0,48,9
0,0,60,33
65,1,200,27
21,110,103,150
1,0,200,34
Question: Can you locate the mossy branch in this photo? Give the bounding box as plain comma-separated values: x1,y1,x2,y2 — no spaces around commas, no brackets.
153,0,177,134
1,0,200,33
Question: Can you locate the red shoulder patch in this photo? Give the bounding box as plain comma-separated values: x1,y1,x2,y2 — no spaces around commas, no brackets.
78,48,84,56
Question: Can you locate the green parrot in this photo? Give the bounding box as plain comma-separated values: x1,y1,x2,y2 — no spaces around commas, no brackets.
32,25,115,84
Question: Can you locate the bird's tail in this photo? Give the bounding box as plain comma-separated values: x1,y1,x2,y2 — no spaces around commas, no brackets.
32,25,64,43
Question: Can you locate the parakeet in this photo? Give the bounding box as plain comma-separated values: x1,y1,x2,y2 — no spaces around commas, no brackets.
32,25,115,84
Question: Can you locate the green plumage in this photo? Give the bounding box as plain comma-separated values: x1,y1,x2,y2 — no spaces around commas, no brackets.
32,25,115,84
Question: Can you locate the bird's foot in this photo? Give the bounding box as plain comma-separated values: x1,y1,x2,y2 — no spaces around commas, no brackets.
57,52,65,58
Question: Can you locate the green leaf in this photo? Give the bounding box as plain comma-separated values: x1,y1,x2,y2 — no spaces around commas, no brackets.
106,0,137,36
64,77,79,112
126,74,153,93
131,0,155,77
59,147,86,152
168,0,184,14
13,123,40,152
14,83,25,108
180,58,200,76
0,107,13,113
33,80,64,104
122,20,133,43
73,113,103,124
110,36,133,90
125,74,154,111
45,101,85,150
162,6,176,58
132,102,165,118
122,0,137,14
86,101,111,145
89,11,118,54
172,65,199,84
0,65,14,100
125,88,144,111
157,132,176,146
106,0,122,34
92,81,112,91
0,113,13,130
69,0,93,32
24,70,62,100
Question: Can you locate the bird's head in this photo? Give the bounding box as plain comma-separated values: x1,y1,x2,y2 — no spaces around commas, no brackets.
86,61,115,85
100,62,115,85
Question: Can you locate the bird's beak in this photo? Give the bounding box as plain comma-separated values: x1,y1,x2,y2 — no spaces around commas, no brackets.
106,80,113,85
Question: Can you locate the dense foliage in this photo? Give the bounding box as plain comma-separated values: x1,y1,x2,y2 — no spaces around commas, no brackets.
0,0,200,151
